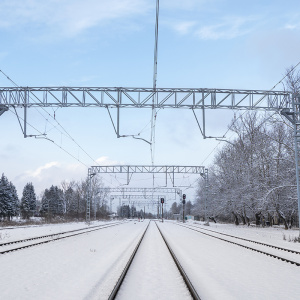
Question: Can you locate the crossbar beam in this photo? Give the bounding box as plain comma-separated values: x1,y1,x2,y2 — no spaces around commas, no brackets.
0,87,290,110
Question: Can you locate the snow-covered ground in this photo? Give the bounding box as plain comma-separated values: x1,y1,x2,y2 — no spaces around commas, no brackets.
116,221,192,300
189,220,300,251
0,220,300,300
0,220,110,243
159,221,300,300
0,220,148,299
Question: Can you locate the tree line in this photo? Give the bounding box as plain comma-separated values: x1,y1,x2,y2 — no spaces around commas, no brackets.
0,174,110,222
193,112,297,229
193,68,300,229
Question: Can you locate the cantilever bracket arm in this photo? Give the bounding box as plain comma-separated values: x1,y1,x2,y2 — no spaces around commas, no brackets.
106,105,151,145
106,105,119,136
192,108,225,139
192,108,205,138
281,108,295,124
0,104,8,116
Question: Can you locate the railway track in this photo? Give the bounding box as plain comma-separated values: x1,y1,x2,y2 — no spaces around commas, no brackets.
176,222,300,266
108,220,201,300
0,221,124,254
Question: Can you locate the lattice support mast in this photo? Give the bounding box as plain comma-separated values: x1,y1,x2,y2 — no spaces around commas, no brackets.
291,95,300,234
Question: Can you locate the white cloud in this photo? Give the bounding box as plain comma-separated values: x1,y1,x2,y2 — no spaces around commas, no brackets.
13,156,121,196
168,15,259,40
29,161,60,178
95,156,119,165
173,21,197,35
162,0,208,10
284,23,300,30
195,16,256,40
0,0,151,37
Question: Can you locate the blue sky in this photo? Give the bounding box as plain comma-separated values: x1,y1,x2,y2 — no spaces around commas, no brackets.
1,0,300,206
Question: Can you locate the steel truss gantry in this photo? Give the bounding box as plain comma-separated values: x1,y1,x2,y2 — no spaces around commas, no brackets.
89,165,205,186
122,200,158,206
87,166,203,222
121,200,158,218
0,87,290,110
106,187,181,194
110,195,166,213
0,87,291,138
0,86,292,145
2,86,299,230
108,187,181,212
111,194,165,199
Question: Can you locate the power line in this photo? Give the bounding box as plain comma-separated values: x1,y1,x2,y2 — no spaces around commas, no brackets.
1,70,124,188
0,69,99,165
8,108,89,168
200,61,300,166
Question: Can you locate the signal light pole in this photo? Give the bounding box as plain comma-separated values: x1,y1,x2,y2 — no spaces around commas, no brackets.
182,194,186,223
161,198,164,222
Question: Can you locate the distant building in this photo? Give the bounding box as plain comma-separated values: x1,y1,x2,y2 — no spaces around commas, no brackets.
173,213,181,221
108,213,118,220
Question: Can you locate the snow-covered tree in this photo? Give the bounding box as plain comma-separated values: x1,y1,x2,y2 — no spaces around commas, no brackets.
193,111,297,227
8,182,19,220
0,174,19,220
40,185,64,218
21,183,37,219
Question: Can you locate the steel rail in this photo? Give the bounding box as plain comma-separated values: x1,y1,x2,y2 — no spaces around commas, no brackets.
176,223,300,266
108,221,150,300
155,221,201,300
185,223,300,255
0,222,124,254
0,221,123,247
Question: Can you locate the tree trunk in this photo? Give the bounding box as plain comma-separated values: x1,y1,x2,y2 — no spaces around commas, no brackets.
277,210,288,230
232,212,239,225
255,212,261,226
240,214,246,225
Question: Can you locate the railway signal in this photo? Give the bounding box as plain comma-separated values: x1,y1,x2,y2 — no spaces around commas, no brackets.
161,198,164,223
182,194,186,223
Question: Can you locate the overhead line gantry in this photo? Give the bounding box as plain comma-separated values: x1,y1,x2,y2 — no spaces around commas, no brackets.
1,86,299,229
0,86,290,110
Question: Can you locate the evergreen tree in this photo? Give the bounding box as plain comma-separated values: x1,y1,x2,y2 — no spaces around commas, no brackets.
8,182,19,220
21,183,36,219
40,188,50,216
0,174,19,221
0,174,10,219
40,185,65,218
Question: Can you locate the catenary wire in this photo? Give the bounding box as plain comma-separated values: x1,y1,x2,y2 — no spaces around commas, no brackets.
183,62,300,192
0,70,123,188
0,69,102,167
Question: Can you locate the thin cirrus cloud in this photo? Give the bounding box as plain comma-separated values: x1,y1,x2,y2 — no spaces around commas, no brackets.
172,16,258,40
0,0,151,37
196,16,257,40
284,23,300,30
173,21,197,35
